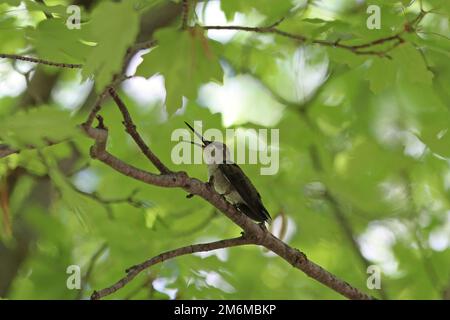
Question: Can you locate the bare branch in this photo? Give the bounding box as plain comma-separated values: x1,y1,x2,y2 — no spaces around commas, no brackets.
82,89,110,129
67,181,145,219
0,145,17,159
0,53,82,69
108,88,171,174
91,235,255,299
76,243,108,300
202,25,404,57
0,39,157,72
324,190,389,300
35,0,54,19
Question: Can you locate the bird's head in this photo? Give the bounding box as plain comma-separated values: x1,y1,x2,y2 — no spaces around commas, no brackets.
184,122,231,165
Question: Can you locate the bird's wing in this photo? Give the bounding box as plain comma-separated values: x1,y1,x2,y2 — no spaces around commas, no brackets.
218,163,271,222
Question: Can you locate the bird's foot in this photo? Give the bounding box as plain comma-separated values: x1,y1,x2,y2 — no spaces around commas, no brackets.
258,222,268,232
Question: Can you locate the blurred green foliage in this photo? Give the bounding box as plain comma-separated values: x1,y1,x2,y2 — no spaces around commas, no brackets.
0,0,449,300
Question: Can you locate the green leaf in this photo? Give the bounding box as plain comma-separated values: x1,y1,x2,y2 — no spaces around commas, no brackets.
221,0,293,21
420,111,450,158
26,19,90,63
82,1,140,91
136,27,223,114
0,16,25,52
24,0,69,17
365,58,397,93
391,43,434,85
0,106,79,149
4,0,21,6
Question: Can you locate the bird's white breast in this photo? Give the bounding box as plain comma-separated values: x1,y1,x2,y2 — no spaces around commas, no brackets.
208,164,243,205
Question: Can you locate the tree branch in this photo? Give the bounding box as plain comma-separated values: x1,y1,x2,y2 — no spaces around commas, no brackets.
201,25,404,58
81,95,374,300
91,235,255,299
108,87,171,174
76,243,108,300
181,0,189,29
304,139,389,300
201,9,433,58
0,54,82,69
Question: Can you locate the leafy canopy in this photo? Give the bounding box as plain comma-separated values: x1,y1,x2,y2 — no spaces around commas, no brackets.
0,0,449,300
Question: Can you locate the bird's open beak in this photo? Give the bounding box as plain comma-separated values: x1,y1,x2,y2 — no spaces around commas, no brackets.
184,121,211,148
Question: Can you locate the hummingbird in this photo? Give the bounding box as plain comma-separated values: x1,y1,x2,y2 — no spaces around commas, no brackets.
185,122,271,223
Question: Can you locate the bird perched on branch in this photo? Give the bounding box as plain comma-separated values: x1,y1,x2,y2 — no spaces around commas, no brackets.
185,122,271,223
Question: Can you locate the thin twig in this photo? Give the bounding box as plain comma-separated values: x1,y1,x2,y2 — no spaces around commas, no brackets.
91,236,254,299
68,183,145,218
76,243,108,300
0,53,82,69
323,190,389,300
0,139,69,160
302,115,389,299
0,176,12,237
82,88,110,129
402,172,443,295
108,87,171,174
35,0,54,19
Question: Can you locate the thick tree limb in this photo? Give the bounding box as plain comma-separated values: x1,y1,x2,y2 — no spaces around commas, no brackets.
91,236,255,299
